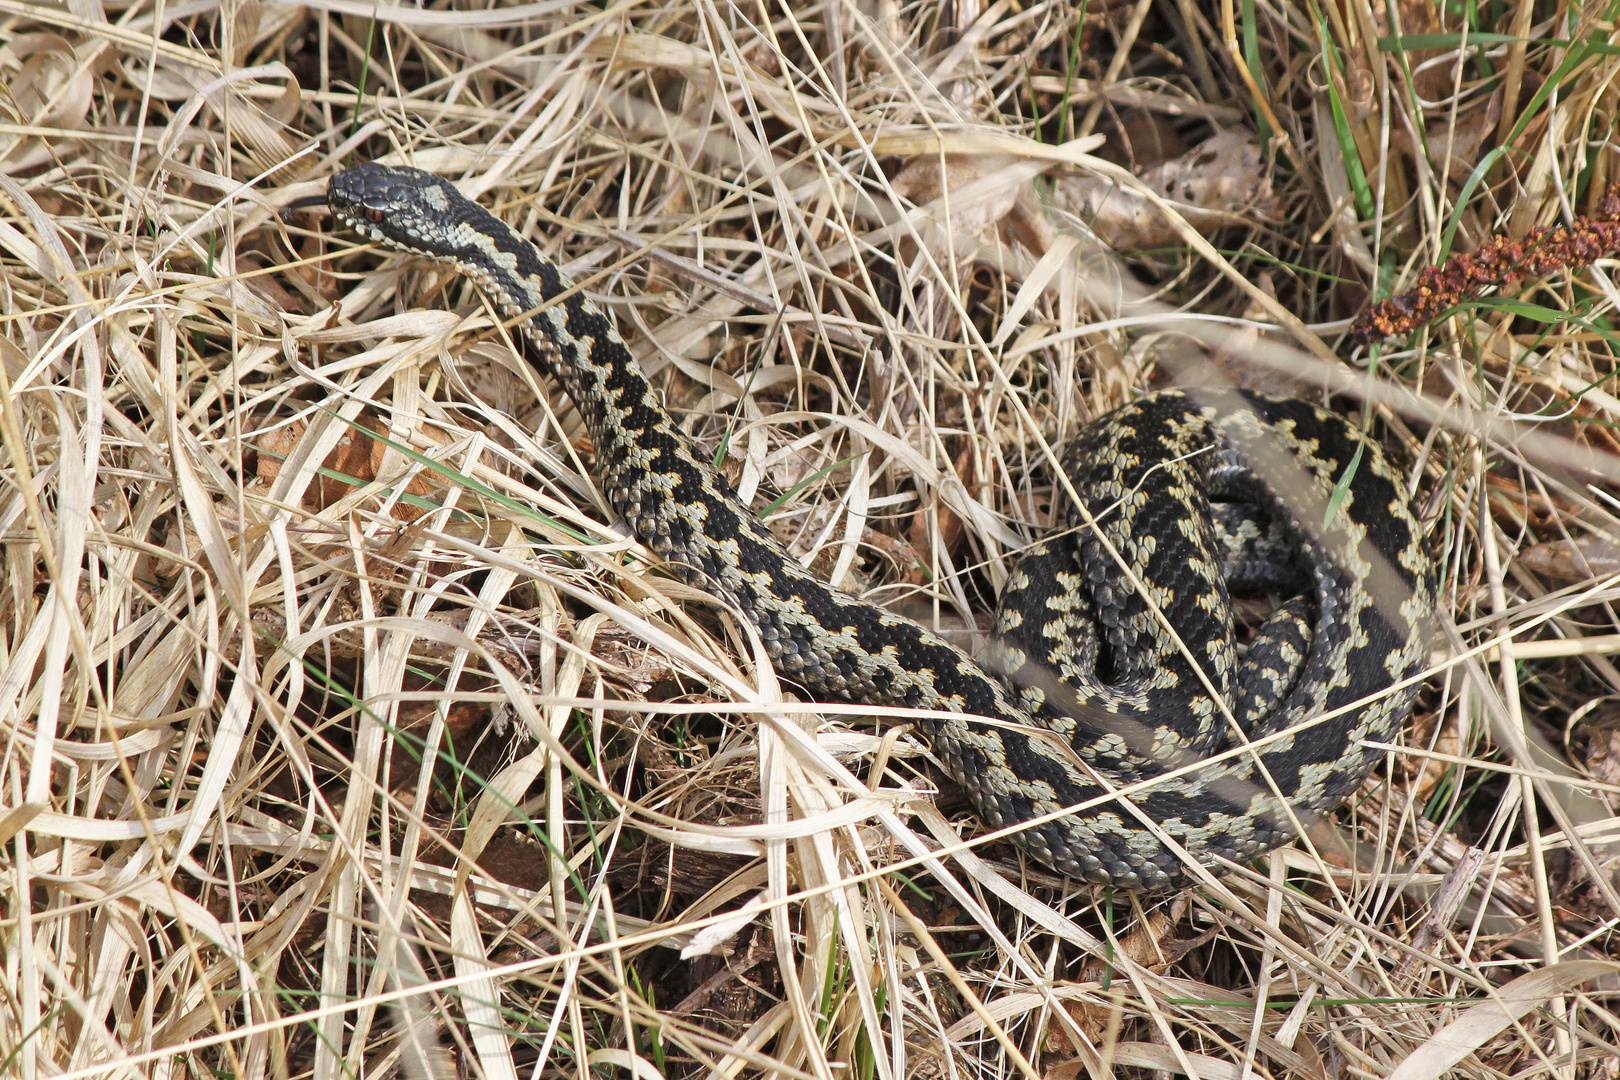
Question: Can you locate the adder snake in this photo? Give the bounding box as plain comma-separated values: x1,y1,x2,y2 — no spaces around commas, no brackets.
309,163,1434,891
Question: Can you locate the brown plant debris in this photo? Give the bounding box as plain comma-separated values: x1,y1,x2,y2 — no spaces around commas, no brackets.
1350,182,1620,343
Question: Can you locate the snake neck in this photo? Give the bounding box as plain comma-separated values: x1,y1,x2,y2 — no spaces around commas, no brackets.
492,253,1034,730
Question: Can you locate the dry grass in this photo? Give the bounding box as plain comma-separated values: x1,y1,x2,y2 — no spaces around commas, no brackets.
5,0,1620,1077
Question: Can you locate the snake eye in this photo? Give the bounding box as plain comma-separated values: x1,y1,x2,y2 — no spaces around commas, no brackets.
367,209,385,222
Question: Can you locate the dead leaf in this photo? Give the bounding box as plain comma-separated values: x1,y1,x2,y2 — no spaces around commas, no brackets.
255,416,444,519
1055,130,1276,251
1516,534,1620,583
1575,705,1620,792
1393,88,1503,189
1099,109,1188,170
909,444,977,565
1047,900,1191,1050
0,34,94,129
890,153,1026,249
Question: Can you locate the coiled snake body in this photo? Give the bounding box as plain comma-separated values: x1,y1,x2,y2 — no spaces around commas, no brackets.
318,163,1434,891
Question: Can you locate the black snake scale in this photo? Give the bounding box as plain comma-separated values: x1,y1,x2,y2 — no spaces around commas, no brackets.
316,163,1435,890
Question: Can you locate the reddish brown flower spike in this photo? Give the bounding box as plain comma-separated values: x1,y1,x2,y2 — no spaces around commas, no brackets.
1348,182,1620,345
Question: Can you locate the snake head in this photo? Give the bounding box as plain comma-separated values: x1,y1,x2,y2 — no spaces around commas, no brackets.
325,162,484,259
